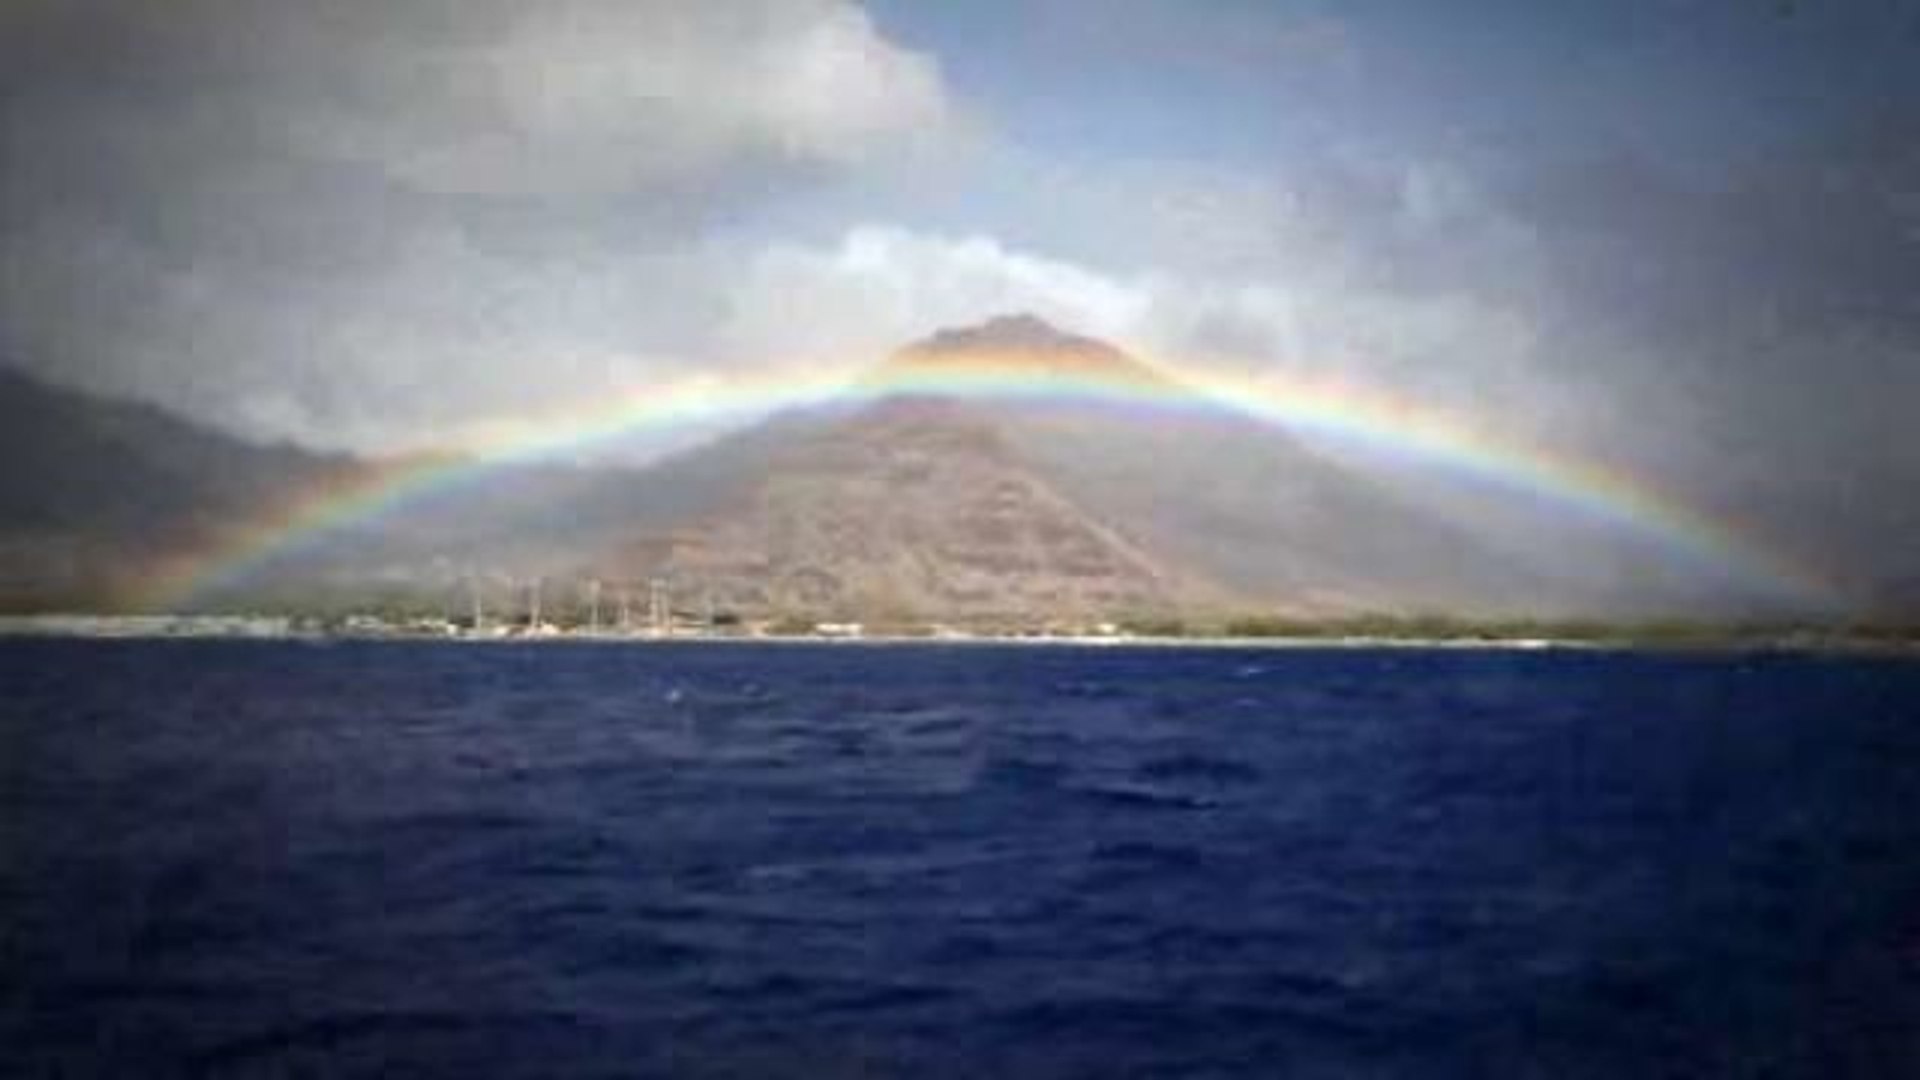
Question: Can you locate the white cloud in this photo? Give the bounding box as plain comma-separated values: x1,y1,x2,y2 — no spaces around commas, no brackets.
290,0,959,195
722,225,1151,363
715,223,1579,443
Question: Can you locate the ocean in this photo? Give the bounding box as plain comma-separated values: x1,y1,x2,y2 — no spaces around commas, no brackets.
3,639,1918,1078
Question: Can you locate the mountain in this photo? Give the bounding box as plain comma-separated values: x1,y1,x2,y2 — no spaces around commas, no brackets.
581,395,1208,623
875,312,1171,388
0,367,375,610
0,320,1842,620
557,315,1580,623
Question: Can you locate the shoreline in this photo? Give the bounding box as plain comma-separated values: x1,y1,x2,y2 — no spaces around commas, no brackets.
0,614,1914,655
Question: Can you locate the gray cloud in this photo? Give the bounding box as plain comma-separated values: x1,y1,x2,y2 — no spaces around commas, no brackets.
1497,127,1920,601
2,0,956,194
0,0,962,446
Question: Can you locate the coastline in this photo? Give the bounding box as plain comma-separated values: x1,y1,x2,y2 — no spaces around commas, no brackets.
1,614,1914,655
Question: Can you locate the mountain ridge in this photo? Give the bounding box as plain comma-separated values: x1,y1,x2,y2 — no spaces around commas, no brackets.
0,321,1856,620
867,313,1172,391
553,318,1576,621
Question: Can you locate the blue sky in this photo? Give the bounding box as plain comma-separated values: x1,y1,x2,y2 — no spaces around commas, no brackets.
869,0,1915,173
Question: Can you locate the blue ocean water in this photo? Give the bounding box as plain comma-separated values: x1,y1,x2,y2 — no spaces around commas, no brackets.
2,640,1919,1078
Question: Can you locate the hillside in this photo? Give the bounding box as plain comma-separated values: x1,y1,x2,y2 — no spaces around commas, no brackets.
559,315,1561,623
0,320,1837,621
0,367,369,609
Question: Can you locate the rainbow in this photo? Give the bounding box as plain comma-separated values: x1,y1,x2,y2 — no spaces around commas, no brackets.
135,353,1844,611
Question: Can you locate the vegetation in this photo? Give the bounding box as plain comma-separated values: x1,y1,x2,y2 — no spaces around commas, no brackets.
1199,612,1920,648
20,576,1918,649
1118,615,1189,639
764,614,818,636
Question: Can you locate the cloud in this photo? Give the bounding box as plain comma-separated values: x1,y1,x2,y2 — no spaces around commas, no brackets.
1,0,959,196
722,226,1150,362
0,0,1680,462
285,0,960,195
715,218,1591,446
0,0,963,448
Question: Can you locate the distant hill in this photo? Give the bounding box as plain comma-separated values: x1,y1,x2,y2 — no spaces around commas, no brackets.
0,366,371,610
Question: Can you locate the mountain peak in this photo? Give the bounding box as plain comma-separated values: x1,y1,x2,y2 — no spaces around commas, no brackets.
873,314,1166,389
918,313,1085,353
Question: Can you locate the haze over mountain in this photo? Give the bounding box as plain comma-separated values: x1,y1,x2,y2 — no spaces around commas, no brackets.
0,317,1861,623
0,366,371,610
551,315,1811,622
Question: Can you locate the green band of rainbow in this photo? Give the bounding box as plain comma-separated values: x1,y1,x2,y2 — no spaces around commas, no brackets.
136,357,1843,611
